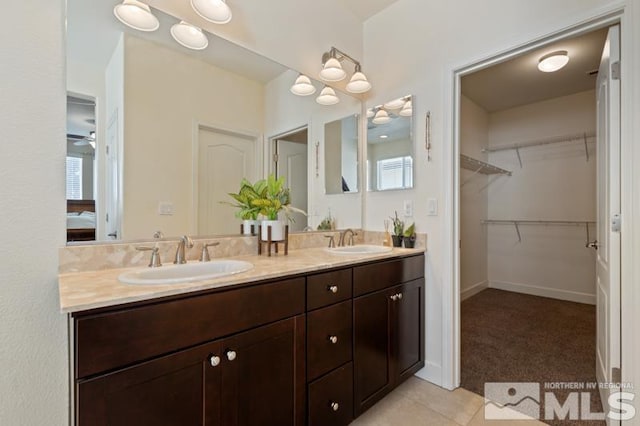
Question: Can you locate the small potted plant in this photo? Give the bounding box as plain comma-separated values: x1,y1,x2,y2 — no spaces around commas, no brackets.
222,178,261,235
390,211,404,247
403,222,416,248
252,174,305,241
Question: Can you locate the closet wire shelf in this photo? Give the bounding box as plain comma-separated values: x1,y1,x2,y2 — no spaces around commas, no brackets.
482,219,596,245
460,154,511,188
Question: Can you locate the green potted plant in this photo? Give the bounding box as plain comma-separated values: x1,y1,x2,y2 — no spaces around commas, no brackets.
222,178,261,235
403,222,416,248
390,211,405,247
251,174,305,241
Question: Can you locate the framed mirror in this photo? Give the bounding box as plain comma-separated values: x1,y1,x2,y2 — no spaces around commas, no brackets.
324,114,359,194
66,0,362,244
366,95,414,191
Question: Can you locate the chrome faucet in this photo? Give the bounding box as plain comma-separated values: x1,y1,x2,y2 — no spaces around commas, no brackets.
174,235,194,264
338,229,357,247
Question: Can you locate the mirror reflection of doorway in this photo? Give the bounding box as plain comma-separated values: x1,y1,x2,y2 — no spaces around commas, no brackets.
66,94,97,242
272,127,308,232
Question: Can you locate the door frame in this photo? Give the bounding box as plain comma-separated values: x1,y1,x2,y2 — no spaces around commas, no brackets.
443,4,635,394
267,125,309,177
191,120,262,235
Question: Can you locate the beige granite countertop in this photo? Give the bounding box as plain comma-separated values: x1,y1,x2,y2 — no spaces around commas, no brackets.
58,246,425,313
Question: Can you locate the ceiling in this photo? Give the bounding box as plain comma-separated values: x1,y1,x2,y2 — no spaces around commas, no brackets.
67,96,96,153
462,28,608,112
341,0,399,22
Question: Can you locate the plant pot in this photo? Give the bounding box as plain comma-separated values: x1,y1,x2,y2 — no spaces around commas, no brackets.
261,220,285,241
404,236,416,248
242,219,258,235
391,235,404,247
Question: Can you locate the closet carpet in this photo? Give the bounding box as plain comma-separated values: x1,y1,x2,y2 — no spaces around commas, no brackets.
461,289,604,426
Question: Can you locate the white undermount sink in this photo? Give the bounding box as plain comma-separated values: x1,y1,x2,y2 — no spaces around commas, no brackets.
325,245,393,255
119,260,254,285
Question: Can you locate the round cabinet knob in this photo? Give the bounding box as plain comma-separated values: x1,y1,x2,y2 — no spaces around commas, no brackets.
209,355,221,367
330,402,340,412
328,335,338,344
226,350,237,361
390,294,398,301
397,292,403,300
328,285,338,294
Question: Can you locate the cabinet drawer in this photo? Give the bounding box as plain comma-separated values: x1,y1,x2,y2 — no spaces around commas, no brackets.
353,255,424,296
75,277,305,378
308,362,353,426
307,268,352,311
307,300,352,381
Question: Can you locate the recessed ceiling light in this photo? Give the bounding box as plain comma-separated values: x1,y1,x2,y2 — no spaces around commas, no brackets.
113,0,159,32
537,50,569,72
380,135,388,139
170,21,208,50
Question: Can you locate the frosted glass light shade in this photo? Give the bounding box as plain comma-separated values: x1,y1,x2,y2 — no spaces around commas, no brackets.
191,0,232,24
372,109,391,124
316,87,340,105
171,21,209,50
538,51,569,72
366,109,374,118
113,0,159,32
383,98,405,110
399,100,413,117
319,58,346,82
290,75,316,96
346,71,372,93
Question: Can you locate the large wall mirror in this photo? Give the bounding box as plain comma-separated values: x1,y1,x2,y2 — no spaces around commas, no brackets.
366,95,414,191
325,114,359,194
66,0,362,244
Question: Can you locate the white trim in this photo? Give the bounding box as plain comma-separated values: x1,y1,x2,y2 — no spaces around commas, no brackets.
488,280,596,305
415,361,442,385
443,3,630,393
460,280,489,302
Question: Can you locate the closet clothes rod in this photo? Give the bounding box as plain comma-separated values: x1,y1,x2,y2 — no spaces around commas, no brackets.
482,219,596,244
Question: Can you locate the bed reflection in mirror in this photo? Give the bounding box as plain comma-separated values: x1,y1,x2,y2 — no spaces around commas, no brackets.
367,95,414,191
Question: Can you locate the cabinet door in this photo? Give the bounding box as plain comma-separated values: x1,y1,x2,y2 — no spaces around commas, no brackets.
353,288,392,415
391,278,425,382
220,315,305,426
77,340,222,426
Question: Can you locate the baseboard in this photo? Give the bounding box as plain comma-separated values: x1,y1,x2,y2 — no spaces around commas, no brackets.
489,280,596,305
460,280,489,301
415,361,442,387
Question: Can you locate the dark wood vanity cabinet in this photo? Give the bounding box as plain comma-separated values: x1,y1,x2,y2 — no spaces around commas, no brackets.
353,256,425,416
72,253,425,425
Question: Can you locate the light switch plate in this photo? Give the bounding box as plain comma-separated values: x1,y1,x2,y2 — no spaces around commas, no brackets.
158,202,175,216
403,200,413,217
427,198,438,216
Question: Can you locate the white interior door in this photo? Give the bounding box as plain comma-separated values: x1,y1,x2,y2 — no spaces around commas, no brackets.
595,25,621,423
104,111,121,240
275,140,308,232
197,127,256,235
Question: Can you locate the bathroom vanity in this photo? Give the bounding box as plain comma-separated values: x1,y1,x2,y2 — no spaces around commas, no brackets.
62,249,425,425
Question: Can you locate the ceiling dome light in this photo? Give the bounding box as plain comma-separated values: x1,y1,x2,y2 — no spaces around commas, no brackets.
384,98,406,110
372,109,391,125
537,50,569,72
319,58,346,82
290,74,316,96
399,100,413,117
191,0,232,24
316,87,340,105
113,0,159,32
170,21,209,50
346,71,372,93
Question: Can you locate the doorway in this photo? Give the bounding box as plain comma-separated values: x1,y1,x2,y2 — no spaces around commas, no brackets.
270,127,309,232
455,23,621,424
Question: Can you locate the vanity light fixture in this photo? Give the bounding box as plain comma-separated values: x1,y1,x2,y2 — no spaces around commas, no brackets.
383,97,406,110
113,0,159,32
537,50,569,72
290,74,317,96
372,109,391,125
320,47,372,93
399,99,413,117
191,0,233,24
316,86,340,105
170,21,209,50
366,109,375,118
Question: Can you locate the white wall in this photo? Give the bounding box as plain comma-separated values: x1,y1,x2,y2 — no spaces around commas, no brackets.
487,90,597,303
264,70,363,229
363,0,631,387
0,0,68,425
122,36,265,239
459,96,489,300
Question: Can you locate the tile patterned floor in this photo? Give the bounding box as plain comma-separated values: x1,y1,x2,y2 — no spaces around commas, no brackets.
352,376,548,426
